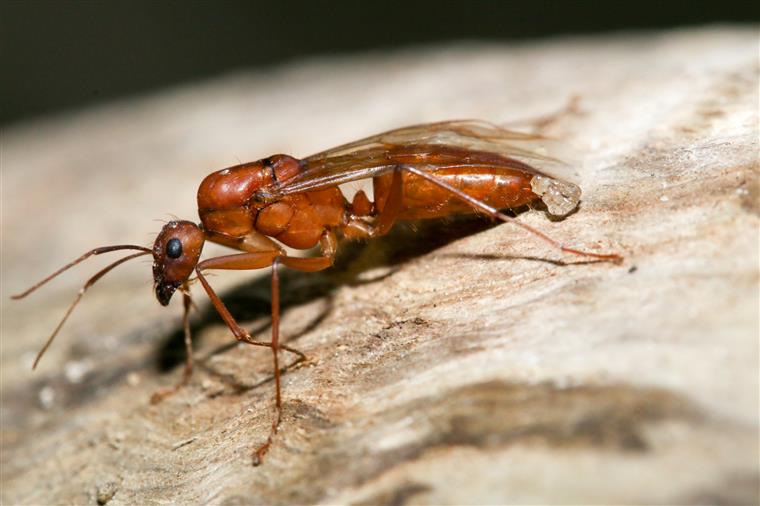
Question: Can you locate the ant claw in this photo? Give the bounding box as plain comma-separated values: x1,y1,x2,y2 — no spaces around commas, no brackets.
150,389,173,405
150,383,184,404
297,356,318,369
252,446,268,466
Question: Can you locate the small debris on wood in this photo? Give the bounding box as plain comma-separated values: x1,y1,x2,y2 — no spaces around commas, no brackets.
95,480,119,505
171,436,198,451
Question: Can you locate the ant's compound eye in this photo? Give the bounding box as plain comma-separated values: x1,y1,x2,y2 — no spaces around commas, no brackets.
166,238,183,259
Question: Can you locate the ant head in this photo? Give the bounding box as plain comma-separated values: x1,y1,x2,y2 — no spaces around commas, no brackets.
152,220,204,306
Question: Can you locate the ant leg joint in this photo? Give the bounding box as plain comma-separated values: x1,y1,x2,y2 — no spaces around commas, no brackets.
235,331,271,348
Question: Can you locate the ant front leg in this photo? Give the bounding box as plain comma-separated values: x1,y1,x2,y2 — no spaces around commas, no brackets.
194,244,334,465
150,283,196,404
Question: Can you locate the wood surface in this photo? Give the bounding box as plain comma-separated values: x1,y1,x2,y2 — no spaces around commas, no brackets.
2,27,758,505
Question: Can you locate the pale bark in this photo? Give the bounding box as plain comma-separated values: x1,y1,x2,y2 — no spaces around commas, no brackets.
2,27,758,505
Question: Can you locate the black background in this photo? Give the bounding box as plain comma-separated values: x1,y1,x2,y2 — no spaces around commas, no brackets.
2,1,757,126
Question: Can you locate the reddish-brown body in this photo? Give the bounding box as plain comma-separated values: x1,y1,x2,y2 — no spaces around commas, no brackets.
198,155,346,250
13,120,621,467
372,145,538,220
374,166,536,219
197,147,539,253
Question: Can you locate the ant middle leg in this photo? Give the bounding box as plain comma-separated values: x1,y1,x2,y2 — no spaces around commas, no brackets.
148,277,305,405
194,247,334,465
251,245,335,464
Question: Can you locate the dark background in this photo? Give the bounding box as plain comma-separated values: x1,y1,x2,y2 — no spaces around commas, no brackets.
2,1,757,127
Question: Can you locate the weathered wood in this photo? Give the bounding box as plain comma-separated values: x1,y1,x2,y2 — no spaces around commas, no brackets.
2,27,758,504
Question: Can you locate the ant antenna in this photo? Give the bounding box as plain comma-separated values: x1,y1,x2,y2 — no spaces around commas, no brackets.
11,245,152,368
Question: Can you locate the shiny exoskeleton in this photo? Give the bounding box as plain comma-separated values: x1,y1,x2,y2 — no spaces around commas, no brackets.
12,120,622,466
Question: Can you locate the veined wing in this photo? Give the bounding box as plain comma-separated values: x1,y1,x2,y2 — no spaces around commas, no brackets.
255,120,578,201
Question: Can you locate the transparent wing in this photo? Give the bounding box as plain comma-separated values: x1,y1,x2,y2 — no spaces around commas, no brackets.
256,120,578,201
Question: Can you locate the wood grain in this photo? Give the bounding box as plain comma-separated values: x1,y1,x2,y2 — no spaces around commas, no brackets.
2,27,758,505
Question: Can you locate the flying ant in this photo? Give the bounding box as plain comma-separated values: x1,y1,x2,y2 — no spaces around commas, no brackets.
13,120,622,465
